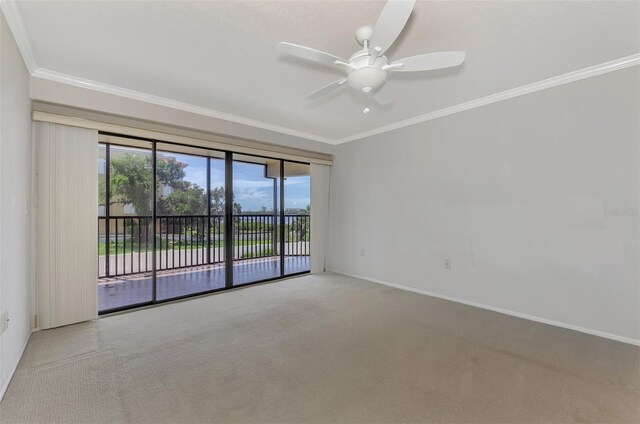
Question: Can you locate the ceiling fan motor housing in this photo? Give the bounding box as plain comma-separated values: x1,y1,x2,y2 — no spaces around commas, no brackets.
346,50,388,92
279,0,466,105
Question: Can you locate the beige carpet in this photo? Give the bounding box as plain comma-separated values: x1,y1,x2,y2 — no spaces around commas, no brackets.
1,273,638,423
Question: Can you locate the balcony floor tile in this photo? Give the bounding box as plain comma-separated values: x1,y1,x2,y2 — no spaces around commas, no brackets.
98,256,310,312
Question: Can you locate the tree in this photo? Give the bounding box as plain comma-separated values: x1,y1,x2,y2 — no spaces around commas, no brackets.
100,153,198,215
211,186,242,215
157,187,207,216
99,153,243,216
107,154,154,216
211,187,225,214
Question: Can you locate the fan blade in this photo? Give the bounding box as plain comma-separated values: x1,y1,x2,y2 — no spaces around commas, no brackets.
390,51,466,72
369,0,416,56
306,78,347,101
373,83,394,106
279,42,346,68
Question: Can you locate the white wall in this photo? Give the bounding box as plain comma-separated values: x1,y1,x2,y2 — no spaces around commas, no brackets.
328,67,640,344
0,12,33,396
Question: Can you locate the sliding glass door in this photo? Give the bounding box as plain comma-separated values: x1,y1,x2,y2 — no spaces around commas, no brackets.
283,162,311,275
98,141,154,312
155,143,226,301
98,136,311,313
232,155,281,286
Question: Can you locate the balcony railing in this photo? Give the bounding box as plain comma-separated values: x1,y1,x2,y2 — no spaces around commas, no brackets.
98,214,310,278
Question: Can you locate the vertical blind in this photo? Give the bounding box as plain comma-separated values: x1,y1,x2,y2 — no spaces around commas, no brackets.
310,163,331,273
36,122,98,329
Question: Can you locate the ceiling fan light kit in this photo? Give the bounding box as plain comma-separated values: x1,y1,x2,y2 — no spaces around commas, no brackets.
345,48,388,92
278,0,466,109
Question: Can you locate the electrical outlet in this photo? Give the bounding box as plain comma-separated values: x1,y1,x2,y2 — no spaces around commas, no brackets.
0,310,9,334
360,249,366,257
445,259,451,270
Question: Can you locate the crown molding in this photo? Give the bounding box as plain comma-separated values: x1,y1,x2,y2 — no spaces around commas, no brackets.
0,0,36,73
32,54,639,147
31,68,334,144
334,53,640,144
4,0,638,147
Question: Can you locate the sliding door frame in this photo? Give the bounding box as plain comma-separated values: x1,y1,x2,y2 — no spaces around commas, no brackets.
224,152,234,289
151,141,158,303
279,161,285,277
98,132,310,315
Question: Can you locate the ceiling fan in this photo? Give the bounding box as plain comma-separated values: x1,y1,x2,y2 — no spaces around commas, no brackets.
278,0,465,108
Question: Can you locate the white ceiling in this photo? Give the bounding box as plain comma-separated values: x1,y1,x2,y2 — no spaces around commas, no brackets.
13,0,640,143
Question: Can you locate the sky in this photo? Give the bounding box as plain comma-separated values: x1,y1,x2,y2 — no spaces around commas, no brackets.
167,152,310,212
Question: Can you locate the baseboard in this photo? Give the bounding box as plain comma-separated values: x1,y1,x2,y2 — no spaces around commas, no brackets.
0,329,33,402
328,269,640,347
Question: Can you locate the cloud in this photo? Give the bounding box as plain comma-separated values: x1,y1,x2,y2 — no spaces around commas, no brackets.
236,188,270,200
184,168,208,187
233,179,275,189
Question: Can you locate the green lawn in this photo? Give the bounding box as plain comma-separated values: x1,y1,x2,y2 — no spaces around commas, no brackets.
98,239,277,255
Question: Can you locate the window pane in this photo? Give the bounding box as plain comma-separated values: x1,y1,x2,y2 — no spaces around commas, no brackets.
232,154,281,285
283,162,310,275
98,142,153,312
155,144,226,301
